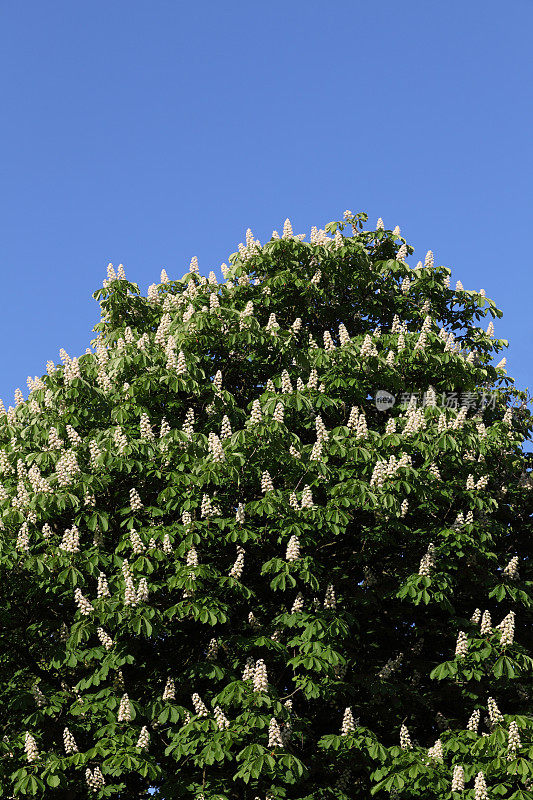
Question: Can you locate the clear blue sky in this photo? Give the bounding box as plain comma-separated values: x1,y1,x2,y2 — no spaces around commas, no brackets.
1,1,532,406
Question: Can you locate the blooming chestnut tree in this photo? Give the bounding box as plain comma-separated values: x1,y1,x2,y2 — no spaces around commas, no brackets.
0,211,532,799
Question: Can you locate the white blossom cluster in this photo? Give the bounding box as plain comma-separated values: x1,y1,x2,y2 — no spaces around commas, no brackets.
497,611,515,646
162,678,175,701
403,407,427,436
281,370,292,393
136,726,150,750
466,709,480,732
139,412,154,440
65,424,82,446
159,418,171,450
117,693,132,722
324,584,336,609
323,330,335,351
220,415,232,439
16,522,30,552
74,588,94,615
130,529,145,554
261,471,274,493
229,547,245,579
474,771,488,800
136,577,149,602
214,706,230,730
360,334,378,357
63,727,78,754
63,357,81,384
253,659,268,692
88,439,102,467
182,408,195,440
42,522,52,540
24,732,39,763
206,637,218,661
242,657,255,681
265,313,279,334
273,402,284,423
427,738,443,762
212,370,223,394
428,462,441,479
480,610,492,635
487,697,504,725
455,631,468,658
300,484,314,508
267,717,283,748
370,453,411,488
239,300,254,328
124,574,138,607
60,525,80,553
285,535,300,562
338,323,350,345
165,336,178,372
310,440,323,461
176,351,187,375
208,432,225,462
201,493,218,517
56,449,80,486
97,627,114,650
349,409,368,438
85,767,105,793
451,764,465,791
129,488,143,510
28,464,52,493
418,542,436,576
341,707,356,736
13,479,30,511
399,724,412,749
503,556,519,579
192,692,209,717
307,368,318,389
291,592,304,613
97,572,110,598
507,720,521,758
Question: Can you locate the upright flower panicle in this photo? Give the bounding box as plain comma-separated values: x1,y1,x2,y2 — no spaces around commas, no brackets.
253,659,268,692
451,765,465,791
117,693,132,722
136,726,150,750
399,724,411,749
268,718,284,748
24,732,39,763
192,692,209,717
474,771,488,800
341,707,356,736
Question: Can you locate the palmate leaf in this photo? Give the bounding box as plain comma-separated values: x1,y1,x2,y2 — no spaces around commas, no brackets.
0,211,531,798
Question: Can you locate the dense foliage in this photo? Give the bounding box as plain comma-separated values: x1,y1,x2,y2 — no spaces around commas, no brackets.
0,212,532,800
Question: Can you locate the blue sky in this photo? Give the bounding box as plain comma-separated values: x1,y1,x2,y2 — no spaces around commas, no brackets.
1,0,532,408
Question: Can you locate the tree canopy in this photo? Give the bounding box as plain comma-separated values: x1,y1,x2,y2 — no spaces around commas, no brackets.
0,212,531,799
